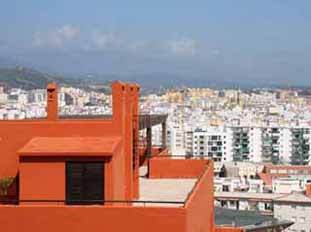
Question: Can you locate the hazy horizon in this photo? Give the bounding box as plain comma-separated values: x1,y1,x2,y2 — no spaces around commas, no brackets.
1,1,311,86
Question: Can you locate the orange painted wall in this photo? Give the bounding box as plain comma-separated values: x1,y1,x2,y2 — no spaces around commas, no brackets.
306,183,311,197
19,157,117,203
0,160,218,232
20,161,65,203
185,160,215,232
140,148,168,166
0,81,140,202
0,206,186,232
0,120,117,177
110,143,126,200
148,157,209,178
151,147,168,156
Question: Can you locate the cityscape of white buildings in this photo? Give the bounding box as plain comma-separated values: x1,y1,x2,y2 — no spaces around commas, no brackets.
142,88,311,166
2,85,311,165
2,84,311,231
0,86,111,119
213,162,311,232
140,87,311,231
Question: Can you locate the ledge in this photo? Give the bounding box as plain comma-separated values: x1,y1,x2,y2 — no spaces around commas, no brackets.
18,137,122,156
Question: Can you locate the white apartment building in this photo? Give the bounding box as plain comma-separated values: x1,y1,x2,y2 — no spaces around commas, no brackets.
166,124,311,164
274,192,311,232
248,179,264,193
224,162,264,179
186,127,233,162
167,125,186,156
272,178,303,194
249,127,263,162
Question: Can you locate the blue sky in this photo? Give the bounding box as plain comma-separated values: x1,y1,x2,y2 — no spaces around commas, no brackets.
1,0,311,86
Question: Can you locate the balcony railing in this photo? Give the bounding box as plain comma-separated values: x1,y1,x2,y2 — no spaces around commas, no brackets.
0,199,184,206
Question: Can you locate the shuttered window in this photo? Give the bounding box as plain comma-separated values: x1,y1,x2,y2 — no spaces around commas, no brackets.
66,162,104,205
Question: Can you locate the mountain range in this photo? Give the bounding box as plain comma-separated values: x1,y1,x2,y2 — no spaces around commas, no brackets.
0,53,308,90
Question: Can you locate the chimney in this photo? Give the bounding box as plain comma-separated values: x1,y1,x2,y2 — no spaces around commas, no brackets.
46,83,58,120
306,183,311,197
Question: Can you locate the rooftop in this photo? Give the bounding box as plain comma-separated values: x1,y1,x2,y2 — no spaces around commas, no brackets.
138,177,196,206
274,192,311,204
137,166,197,206
215,191,284,201
215,207,293,231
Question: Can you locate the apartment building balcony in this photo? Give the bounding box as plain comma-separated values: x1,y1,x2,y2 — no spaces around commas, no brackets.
292,140,301,145
262,142,272,148
240,148,249,155
271,135,280,140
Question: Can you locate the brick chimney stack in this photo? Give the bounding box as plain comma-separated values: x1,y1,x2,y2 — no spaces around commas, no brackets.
46,83,58,120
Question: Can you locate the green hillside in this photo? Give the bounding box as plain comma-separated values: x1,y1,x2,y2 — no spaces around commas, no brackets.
0,66,65,90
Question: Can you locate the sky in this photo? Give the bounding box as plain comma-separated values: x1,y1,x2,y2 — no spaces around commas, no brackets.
1,0,311,86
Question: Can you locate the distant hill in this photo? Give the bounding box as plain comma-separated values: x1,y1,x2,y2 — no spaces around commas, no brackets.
0,66,115,93
0,66,65,90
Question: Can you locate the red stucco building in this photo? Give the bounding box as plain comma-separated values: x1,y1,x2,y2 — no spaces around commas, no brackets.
0,82,278,232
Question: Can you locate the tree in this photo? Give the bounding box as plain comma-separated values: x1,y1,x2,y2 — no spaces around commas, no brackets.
0,177,14,196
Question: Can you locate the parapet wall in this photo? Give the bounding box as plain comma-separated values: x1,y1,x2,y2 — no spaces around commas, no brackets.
0,206,186,232
148,157,209,178
185,160,215,232
0,157,242,232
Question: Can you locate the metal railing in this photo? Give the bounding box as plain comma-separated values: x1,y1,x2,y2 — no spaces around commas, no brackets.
148,154,211,159
0,199,184,207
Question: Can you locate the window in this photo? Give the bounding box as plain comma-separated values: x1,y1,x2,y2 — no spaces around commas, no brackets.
299,217,305,223
66,162,104,205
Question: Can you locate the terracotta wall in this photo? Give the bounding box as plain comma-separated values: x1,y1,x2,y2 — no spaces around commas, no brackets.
0,155,239,232
0,82,140,202
0,206,186,232
140,148,168,166
110,143,126,200
0,82,133,180
19,161,65,203
151,147,168,156
148,157,208,178
18,157,117,203
0,120,116,177
306,183,311,197
185,160,215,232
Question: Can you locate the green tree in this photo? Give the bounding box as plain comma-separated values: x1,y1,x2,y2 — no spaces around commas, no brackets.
0,177,14,196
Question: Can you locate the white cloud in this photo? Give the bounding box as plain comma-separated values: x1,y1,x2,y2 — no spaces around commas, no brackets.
32,26,198,57
32,25,80,48
167,38,197,56
92,32,122,50
210,49,220,56
58,25,80,40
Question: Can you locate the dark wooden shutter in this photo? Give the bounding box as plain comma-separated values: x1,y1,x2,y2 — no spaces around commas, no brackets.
83,163,104,203
66,162,104,205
